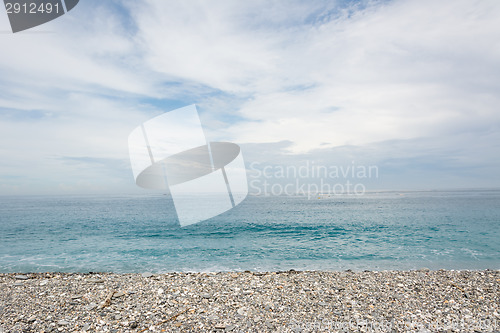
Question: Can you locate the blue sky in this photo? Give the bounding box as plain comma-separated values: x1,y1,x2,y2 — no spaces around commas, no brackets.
0,0,499,194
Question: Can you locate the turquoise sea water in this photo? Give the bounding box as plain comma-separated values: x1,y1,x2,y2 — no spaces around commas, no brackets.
0,190,499,273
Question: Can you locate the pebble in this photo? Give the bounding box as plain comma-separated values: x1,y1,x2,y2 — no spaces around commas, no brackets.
0,270,498,332
141,272,153,278
14,275,28,280
85,302,98,311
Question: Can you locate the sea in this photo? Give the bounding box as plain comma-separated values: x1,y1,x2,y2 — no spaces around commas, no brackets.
0,190,499,273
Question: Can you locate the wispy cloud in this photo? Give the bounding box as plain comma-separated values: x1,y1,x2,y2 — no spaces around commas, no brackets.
0,0,499,194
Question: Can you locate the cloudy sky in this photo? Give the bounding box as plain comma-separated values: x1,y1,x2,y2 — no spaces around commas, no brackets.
1,0,499,195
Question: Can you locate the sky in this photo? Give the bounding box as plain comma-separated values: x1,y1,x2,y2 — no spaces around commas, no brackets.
0,0,499,195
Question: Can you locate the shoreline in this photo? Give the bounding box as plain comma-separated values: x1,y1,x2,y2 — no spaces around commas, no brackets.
1,270,498,332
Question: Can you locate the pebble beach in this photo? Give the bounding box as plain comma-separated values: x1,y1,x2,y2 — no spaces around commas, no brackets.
1,270,498,332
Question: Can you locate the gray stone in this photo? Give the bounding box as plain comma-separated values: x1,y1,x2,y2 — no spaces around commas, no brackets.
14,275,28,280
85,303,98,311
141,272,153,278
0,270,498,333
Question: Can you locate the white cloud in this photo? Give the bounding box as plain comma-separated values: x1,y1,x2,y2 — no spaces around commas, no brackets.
127,0,500,154
1,0,499,193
